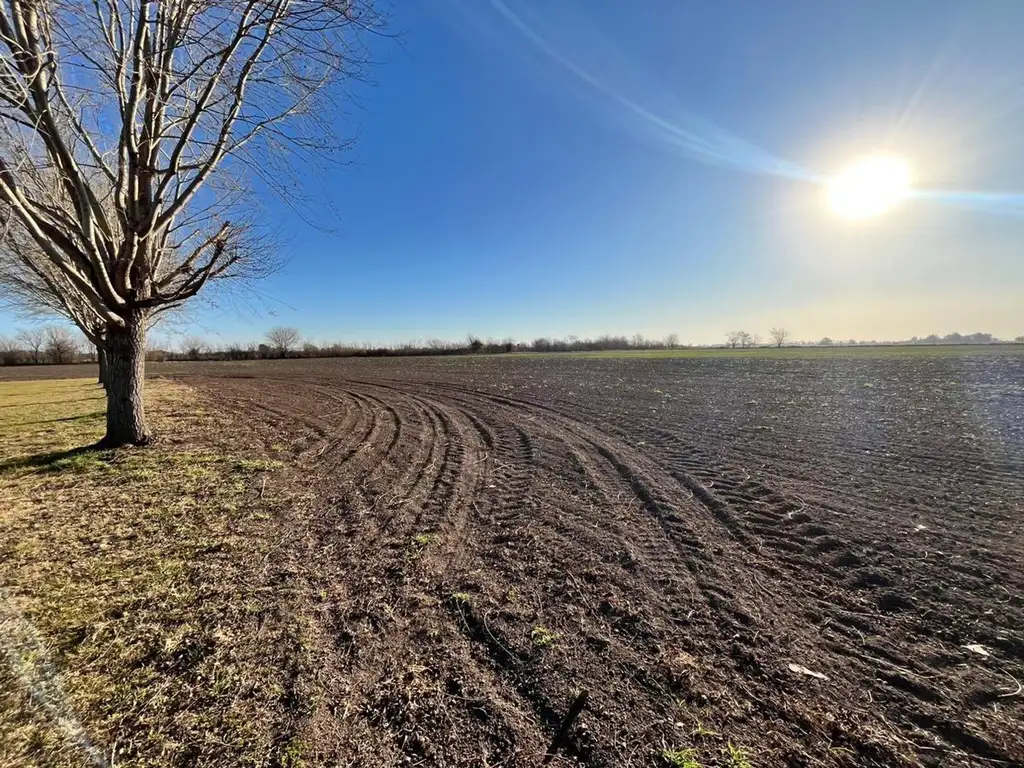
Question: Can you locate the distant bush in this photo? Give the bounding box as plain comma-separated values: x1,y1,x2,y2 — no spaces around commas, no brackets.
44,326,79,364
0,335,23,365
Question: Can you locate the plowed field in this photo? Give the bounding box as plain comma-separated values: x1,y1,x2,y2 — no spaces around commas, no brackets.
143,351,1021,767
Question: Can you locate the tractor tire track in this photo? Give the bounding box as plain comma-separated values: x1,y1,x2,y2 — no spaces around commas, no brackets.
188,362,1023,768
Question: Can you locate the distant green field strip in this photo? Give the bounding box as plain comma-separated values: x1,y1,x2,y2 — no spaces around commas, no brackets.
511,344,1024,360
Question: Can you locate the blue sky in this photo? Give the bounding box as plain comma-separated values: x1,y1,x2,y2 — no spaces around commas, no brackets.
4,0,1024,347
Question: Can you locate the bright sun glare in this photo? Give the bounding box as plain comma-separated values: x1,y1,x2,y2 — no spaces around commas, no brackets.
827,156,911,219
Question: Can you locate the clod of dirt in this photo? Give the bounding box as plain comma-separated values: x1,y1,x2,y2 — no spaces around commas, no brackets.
796,523,831,537
812,536,845,553
878,591,914,612
847,569,892,589
831,550,864,569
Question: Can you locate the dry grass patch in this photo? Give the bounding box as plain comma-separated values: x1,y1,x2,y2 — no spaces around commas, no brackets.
0,378,311,767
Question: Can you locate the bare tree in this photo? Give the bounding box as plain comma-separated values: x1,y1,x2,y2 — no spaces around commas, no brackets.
0,2,380,446
664,333,679,349
15,326,46,363
0,333,20,364
44,325,79,364
3,231,109,377
769,327,789,348
726,331,741,349
737,331,754,348
266,326,300,357
1,214,184,385
180,335,206,361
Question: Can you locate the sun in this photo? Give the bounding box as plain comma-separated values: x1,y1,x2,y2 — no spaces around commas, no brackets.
827,155,910,219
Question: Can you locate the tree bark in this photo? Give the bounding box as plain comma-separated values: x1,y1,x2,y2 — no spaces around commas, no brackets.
97,345,108,388
101,311,149,447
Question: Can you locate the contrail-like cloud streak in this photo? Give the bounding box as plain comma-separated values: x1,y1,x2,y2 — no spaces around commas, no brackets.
489,0,818,182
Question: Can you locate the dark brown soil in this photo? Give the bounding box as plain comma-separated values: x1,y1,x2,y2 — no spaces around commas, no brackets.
134,352,1021,768
7,351,1020,766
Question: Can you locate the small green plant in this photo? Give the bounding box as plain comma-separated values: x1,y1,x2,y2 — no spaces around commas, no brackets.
690,720,719,739
531,626,558,648
451,592,472,605
412,532,437,548
661,747,701,768
406,532,438,559
723,742,753,768
675,701,718,739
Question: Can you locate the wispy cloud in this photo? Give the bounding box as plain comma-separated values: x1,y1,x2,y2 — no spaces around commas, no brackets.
486,0,817,181
483,1,1024,218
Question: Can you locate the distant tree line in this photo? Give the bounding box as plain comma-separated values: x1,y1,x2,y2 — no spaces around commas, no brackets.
753,331,1016,348
0,326,88,366
1,325,1021,366
145,329,686,361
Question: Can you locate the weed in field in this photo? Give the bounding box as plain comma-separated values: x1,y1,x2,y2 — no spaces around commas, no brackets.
412,532,437,548
405,532,439,561
661,747,701,768
531,625,558,648
723,742,753,768
675,700,719,740
451,592,472,605
690,720,719,739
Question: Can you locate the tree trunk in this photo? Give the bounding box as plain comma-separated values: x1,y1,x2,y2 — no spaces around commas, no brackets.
101,312,149,447
97,345,108,388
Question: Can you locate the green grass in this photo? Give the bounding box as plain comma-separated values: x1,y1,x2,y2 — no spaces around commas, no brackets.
723,742,754,768
0,377,305,767
689,720,719,739
0,377,105,436
512,343,1024,360
661,747,702,767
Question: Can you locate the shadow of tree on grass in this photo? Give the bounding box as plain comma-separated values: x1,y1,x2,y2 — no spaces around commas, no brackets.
0,445,115,475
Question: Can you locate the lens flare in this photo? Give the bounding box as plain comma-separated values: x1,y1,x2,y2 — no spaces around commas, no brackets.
484,2,1024,220
828,156,911,219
